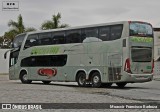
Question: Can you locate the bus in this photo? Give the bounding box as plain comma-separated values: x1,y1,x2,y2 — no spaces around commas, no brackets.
153,28,160,75
5,21,154,88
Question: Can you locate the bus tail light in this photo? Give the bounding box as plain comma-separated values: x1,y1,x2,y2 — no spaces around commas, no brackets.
124,58,131,73
151,59,154,73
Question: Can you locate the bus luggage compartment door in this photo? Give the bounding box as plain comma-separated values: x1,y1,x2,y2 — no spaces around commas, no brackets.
108,53,122,81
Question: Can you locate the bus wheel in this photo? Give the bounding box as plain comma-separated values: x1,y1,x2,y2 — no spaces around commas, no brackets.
77,72,86,87
116,82,127,88
20,71,32,84
91,72,101,88
42,81,51,84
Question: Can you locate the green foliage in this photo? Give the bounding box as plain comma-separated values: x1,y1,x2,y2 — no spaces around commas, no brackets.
8,14,25,34
0,37,3,47
3,14,36,48
2,13,68,48
41,13,69,30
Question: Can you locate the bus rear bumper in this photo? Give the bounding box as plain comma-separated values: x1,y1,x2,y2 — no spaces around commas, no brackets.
124,73,153,83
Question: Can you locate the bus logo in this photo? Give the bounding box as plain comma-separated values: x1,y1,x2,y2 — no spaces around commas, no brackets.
38,68,57,78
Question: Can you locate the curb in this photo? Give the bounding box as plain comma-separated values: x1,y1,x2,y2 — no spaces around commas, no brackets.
0,73,9,75
154,78,160,81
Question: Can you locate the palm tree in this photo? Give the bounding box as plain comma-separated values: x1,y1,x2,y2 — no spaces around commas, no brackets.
8,14,36,34
4,14,36,47
0,37,3,48
41,13,69,30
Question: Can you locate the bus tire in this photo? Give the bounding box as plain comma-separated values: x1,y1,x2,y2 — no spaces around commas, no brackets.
76,72,86,87
42,81,51,84
91,72,101,88
20,71,32,84
116,82,127,88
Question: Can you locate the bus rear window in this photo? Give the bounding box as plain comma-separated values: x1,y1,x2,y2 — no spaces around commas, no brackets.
130,22,153,37
131,47,152,62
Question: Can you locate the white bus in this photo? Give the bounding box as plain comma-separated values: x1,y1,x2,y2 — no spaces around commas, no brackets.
5,21,154,88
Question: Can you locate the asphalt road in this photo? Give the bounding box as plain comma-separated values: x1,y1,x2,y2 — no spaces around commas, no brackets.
0,74,160,112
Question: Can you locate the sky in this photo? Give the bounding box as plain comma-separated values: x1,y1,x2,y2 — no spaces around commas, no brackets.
0,0,160,36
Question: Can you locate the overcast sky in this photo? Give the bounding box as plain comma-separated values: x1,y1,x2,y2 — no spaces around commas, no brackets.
0,0,160,36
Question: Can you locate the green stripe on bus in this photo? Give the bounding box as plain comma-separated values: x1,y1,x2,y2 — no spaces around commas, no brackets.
131,37,153,43
31,46,60,55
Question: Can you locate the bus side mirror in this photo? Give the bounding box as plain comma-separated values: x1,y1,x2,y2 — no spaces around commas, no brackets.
4,52,7,59
4,49,11,59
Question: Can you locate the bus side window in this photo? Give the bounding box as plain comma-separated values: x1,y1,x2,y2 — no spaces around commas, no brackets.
110,25,123,40
81,27,98,42
21,55,67,67
66,30,81,43
81,29,86,42
85,27,98,38
24,34,38,49
99,27,110,41
39,33,52,45
52,32,65,44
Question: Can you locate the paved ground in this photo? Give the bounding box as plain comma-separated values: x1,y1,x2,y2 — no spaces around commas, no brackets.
0,75,160,112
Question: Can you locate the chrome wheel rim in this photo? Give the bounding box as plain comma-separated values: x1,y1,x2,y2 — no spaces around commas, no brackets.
93,76,99,84
23,74,28,81
79,76,85,85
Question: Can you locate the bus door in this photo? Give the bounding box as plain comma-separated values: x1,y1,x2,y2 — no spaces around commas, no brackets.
9,50,19,79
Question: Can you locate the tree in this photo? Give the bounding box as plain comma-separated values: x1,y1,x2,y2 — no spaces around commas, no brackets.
4,14,36,47
0,36,4,48
3,30,17,47
41,13,69,30
8,14,36,34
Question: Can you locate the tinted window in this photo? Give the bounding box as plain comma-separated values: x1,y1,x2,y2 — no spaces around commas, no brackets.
81,29,86,42
85,28,98,38
131,47,152,62
39,33,52,45
99,27,110,41
24,34,38,49
52,32,65,44
110,25,123,40
66,30,81,43
21,55,67,67
81,28,98,42
12,34,26,48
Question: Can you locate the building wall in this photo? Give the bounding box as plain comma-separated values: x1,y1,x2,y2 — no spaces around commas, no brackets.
154,31,160,61
0,49,10,74
154,29,160,75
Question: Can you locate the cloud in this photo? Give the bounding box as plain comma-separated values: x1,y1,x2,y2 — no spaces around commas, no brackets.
0,0,160,36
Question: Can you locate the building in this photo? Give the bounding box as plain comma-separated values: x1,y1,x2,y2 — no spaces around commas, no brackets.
154,28,160,75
